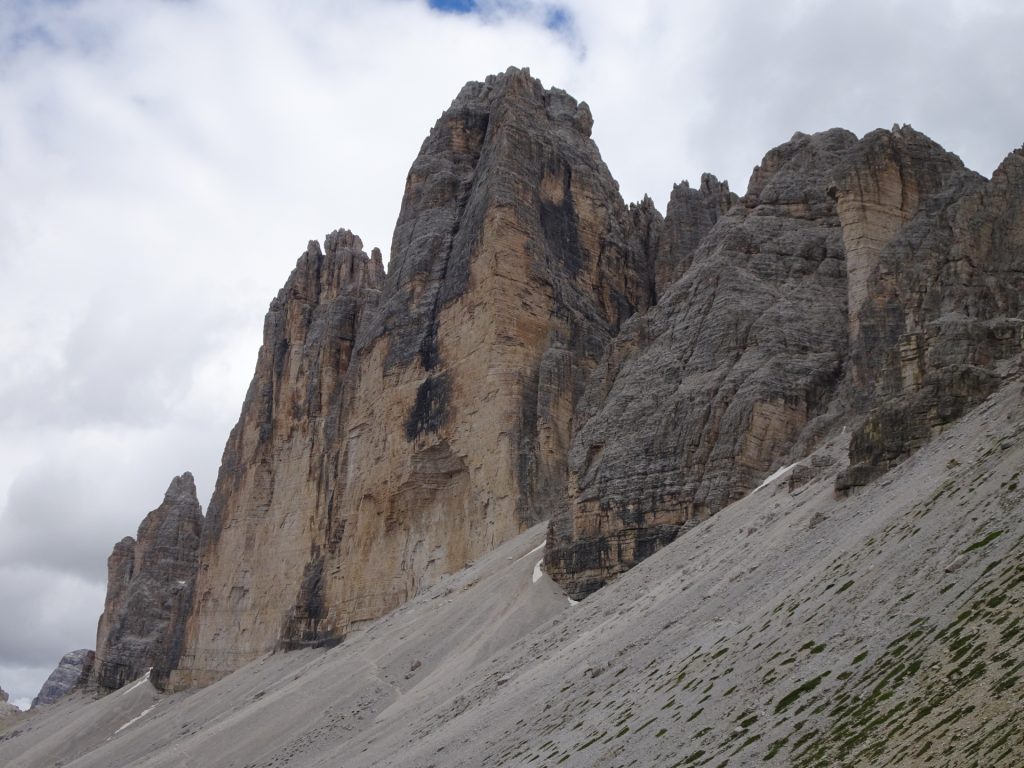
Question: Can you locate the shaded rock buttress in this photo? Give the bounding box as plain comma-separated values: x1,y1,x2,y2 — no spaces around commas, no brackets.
546,129,857,598
31,650,94,708
838,137,1024,488
94,472,203,691
547,126,1024,599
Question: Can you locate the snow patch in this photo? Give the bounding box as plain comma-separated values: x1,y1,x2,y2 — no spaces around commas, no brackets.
567,597,578,606
532,559,543,584
120,668,152,695
114,704,157,734
516,541,545,562
753,462,799,493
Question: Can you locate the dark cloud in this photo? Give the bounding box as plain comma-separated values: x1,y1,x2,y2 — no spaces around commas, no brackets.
0,565,104,688
0,429,223,582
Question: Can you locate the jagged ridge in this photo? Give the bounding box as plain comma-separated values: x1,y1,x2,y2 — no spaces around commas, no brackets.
69,69,1024,694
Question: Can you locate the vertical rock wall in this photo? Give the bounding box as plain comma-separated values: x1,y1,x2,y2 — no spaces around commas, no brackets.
547,130,856,597
172,233,384,687
838,142,1024,487
547,126,1024,598
171,67,658,687
94,473,203,691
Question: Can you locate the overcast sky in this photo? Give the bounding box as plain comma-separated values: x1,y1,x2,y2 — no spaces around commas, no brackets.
1,0,1021,709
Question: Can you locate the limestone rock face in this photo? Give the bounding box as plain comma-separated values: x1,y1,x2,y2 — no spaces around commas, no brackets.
172,232,384,687
172,67,658,687
31,650,94,708
0,685,14,719
654,173,737,293
97,70,1022,683
838,139,1024,487
321,66,654,627
547,129,857,597
547,125,1024,598
94,473,203,691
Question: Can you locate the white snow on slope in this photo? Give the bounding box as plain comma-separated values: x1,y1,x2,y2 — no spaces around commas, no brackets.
753,462,798,492
517,542,545,562
119,669,152,696
114,705,157,735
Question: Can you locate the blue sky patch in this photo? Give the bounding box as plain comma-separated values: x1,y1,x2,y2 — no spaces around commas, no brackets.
545,6,571,34
426,1,577,47
428,0,478,13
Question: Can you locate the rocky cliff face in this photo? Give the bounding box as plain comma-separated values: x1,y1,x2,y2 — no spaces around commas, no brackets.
88,69,1023,690
547,129,857,596
172,231,384,687
31,650,94,708
94,473,203,691
547,126,1024,598
170,67,659,688
654,173,736,293
0,685,14,719
838,138,1024,488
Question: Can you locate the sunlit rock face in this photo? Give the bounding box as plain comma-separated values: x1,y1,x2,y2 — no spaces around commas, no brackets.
85,69,1023,687
171,67,658,688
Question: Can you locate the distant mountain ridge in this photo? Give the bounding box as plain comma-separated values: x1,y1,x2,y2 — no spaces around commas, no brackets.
49,67,1023,702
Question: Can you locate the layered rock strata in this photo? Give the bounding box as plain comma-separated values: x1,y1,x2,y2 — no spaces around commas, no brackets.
173,231,385,686
94,473,203,691
31,650,94,708
654,173,736,293
547,129,858,597
546,126,1024,598
838,139,1024,487
171,66,659,688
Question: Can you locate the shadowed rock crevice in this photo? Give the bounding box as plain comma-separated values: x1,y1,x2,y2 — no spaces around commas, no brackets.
405,374,451,440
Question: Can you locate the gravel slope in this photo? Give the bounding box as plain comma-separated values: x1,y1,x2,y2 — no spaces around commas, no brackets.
3,377,1023,768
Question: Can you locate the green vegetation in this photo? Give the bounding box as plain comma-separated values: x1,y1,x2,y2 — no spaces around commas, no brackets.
775,674,826,713
963,530,1004,554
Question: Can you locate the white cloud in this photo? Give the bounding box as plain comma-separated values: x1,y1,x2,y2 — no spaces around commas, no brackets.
1,0,1021,705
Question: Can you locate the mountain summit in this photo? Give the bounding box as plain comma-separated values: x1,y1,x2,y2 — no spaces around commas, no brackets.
100,67,1024,692
7,68,1022,767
